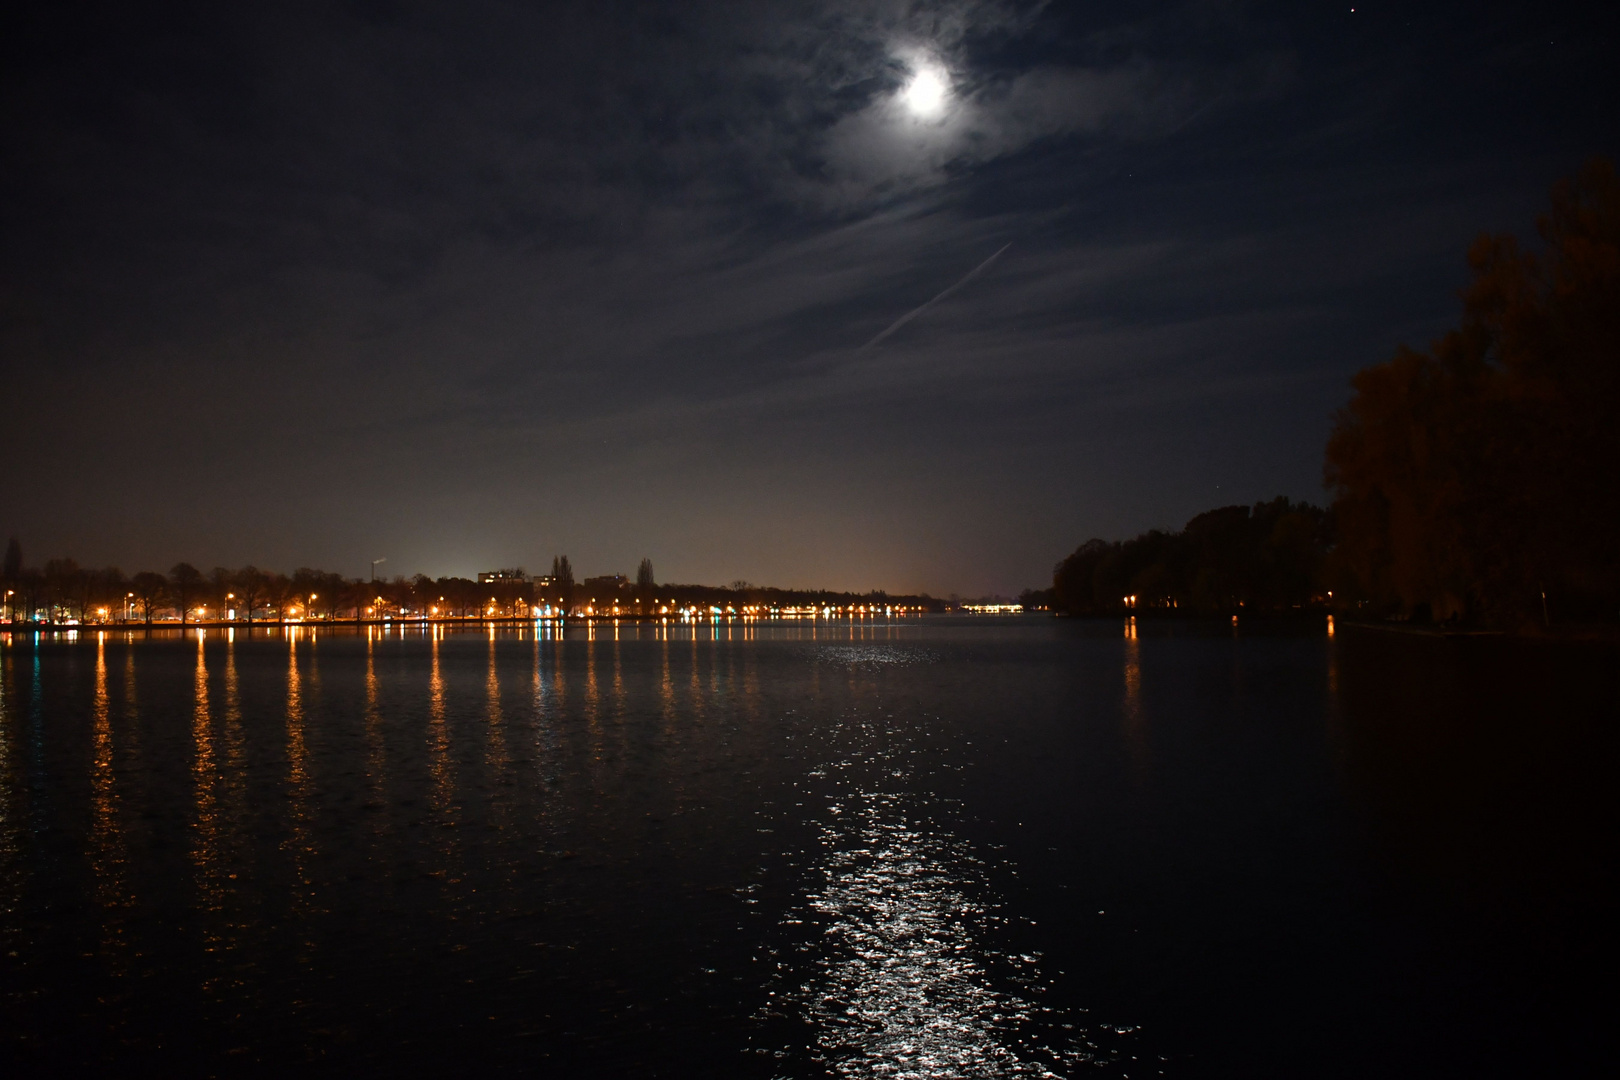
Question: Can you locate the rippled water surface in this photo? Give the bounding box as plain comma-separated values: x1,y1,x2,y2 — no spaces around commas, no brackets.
0,618,1610,1076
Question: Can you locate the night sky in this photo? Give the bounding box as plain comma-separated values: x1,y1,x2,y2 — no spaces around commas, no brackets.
4,1,1616,595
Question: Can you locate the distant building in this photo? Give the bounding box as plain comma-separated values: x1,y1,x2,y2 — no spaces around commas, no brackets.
582,574,628,591
478,568,528,584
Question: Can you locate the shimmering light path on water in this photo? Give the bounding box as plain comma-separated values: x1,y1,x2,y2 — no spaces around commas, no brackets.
0,619,1610,1076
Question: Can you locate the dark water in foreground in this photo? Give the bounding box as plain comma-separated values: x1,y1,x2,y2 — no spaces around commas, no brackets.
0,617,1612,1077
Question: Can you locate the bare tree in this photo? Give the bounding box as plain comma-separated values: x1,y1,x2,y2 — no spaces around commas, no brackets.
317,572,345,619
292,567,323,619
341,577,367,620
131,571,166,624
170,563,204,626
234,566,267,623
91,567,127,623
44,558,82,621
264,573,293,622
16,569,42,622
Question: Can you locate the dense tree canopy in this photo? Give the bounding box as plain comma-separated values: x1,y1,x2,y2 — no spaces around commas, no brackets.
1052,497,1332,616
1324,158,1620,626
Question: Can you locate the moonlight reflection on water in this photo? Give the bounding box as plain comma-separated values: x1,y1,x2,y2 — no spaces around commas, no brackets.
788,788,1085,1079
756,643,1115,1078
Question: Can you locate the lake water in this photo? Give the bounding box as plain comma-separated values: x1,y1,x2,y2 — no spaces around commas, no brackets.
0,618,1610,1076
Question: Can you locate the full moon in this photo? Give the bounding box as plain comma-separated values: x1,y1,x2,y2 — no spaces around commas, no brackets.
901,66,948,118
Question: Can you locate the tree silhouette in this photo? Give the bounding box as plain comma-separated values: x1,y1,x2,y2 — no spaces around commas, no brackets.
42,558,82,621
170,563,203,625
552,555,574,588
552,555,575,611
131,572,166,624
233,566,267,623
292,567,323,618
85,567,126,622
1325,157,1620,625
637,558,655,589
209,566,232,620
1052,499,1331,615
264,573,293,621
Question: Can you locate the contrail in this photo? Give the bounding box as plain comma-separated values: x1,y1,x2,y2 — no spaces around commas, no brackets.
856,242,1011,353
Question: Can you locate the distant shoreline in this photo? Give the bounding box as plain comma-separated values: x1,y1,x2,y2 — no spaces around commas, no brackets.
0,611,940,633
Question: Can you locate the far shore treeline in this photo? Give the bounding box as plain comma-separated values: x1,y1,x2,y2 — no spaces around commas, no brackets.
1042,159,1618,631
0,547,942,625
1034,497,1332,617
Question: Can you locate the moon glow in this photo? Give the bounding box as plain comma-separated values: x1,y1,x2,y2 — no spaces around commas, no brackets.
901,66,948,118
